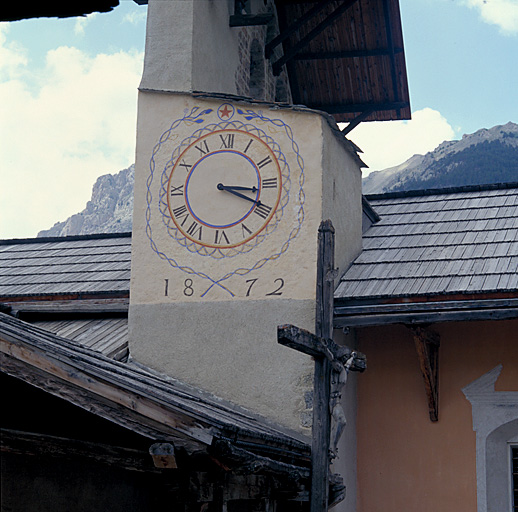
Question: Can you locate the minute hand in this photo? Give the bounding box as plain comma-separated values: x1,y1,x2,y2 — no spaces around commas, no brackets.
217,184,261,205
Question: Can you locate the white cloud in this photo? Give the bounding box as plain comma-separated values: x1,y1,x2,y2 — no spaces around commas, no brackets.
74,13,98,36
462,0,518,34
0,29,143,238
123,9,148,26
344,108,456,175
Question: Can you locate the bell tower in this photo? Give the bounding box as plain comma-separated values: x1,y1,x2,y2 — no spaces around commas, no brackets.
129,0,364,433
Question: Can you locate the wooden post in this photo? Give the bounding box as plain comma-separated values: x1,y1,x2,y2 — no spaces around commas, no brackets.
277,221,366,511
311,220,335,511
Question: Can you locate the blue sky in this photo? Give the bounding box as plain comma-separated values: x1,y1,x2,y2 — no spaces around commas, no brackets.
1,0,517,239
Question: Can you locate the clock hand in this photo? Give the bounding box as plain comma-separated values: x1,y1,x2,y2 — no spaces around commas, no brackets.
217,183,261,205
221,185,258,193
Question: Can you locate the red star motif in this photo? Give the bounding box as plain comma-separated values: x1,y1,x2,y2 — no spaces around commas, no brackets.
219,105,232,118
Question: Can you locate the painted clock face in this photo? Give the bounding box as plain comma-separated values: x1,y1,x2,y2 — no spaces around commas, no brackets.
147,103,306,299
167,129,282,249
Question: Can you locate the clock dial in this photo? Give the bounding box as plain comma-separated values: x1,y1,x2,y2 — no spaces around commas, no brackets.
148,104,306,299
166,129,282,249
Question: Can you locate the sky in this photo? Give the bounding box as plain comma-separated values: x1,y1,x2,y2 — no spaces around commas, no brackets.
1,0,517,239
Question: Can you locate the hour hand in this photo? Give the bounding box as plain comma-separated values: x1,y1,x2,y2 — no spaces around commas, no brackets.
217,183,260,204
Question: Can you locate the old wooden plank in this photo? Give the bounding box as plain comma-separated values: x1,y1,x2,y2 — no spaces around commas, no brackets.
277,325,366,373
311,220,335,512
0,428,159,473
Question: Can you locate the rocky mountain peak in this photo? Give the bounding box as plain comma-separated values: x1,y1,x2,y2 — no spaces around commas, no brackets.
362,122,518,194
37,165,134,237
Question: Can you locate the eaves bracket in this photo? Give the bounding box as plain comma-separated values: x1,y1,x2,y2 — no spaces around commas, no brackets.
408,325,440,422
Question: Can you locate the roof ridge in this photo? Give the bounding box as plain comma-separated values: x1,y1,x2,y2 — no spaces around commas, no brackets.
0,232,132,246
365,181,518,201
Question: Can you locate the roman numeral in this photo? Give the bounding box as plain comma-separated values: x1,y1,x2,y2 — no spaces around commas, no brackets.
256,156,272,169
186,220,203,240
219,133,234,149
173,205,187,217
178,159,192,172
261,177,277,189
170,184,184,196
243,139,253,153
195,140,210,156
254,202,272,219
241,224,252,238
214,229,230,245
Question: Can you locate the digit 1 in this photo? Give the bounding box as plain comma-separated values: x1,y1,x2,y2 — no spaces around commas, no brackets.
243,138,253,153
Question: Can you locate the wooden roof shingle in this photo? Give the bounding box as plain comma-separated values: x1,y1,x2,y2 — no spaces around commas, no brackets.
336,183,518,302
0,233,131,299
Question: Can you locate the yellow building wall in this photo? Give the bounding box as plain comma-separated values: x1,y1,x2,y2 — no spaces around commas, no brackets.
356,318,518,512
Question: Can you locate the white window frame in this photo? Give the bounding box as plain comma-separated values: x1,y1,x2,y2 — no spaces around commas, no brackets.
462,365,518,512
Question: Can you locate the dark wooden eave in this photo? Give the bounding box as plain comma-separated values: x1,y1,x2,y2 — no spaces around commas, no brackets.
272,0,411,124
0,1,120,21
333,296,518,328
0,312,310,468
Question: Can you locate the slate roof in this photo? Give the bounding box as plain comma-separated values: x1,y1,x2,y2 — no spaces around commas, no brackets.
0,233,131,298
335,183,518,302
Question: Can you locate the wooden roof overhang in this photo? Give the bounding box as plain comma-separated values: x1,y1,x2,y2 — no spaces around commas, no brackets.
333,293,518,423
271,0,411,131
0,0,120,21
0,312,310,483
333,294,518,329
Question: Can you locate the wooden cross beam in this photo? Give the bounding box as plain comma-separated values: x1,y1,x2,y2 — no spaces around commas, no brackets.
278,325,366,373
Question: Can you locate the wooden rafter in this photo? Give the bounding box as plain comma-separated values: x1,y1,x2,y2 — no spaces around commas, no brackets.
229,13,274,27
265,0,336,59
408,326,440,422
270,0,359,75
293,47,404,60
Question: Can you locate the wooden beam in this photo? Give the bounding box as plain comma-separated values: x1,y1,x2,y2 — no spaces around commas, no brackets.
311,220,336,511
335,308,518,327
294,47,404,60
340,108,376,136
265,0,336,58
311,101,410,115
0,428,159,473
409,326,440,422
0,337,214,445
277,324,366,372
271,0,359,75
210,439,310,482
229,13,273,26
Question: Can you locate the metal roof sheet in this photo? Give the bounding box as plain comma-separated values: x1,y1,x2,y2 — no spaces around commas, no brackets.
336,184,518,302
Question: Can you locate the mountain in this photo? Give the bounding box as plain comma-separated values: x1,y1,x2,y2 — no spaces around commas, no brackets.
37,123,518,237
37,165,134,237
362,122,518,194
